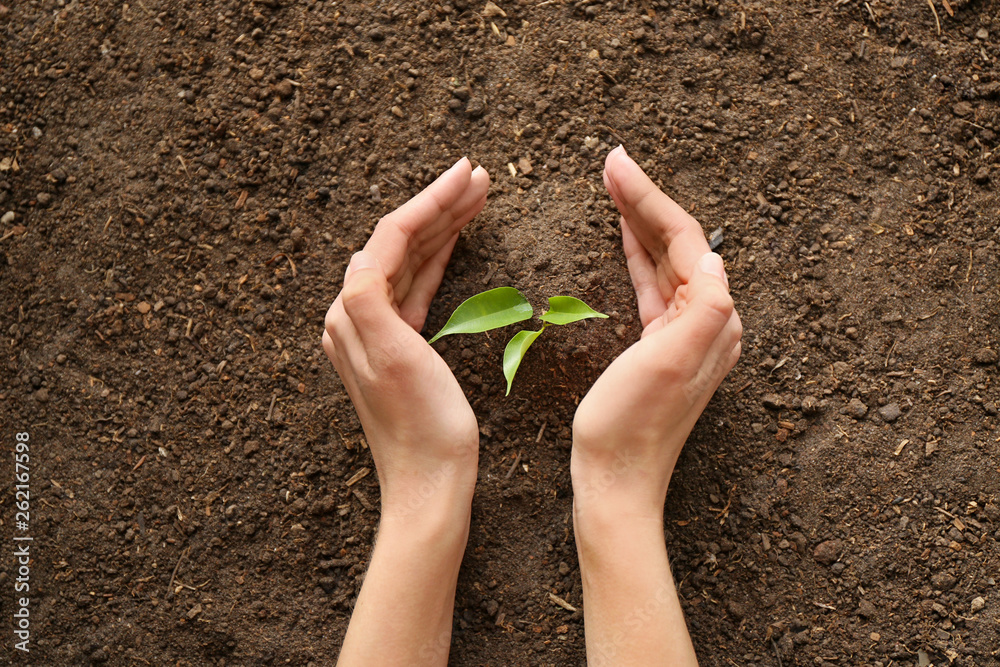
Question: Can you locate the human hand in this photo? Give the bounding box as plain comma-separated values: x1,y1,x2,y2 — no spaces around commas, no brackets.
322,158,491,520
571,146,742,522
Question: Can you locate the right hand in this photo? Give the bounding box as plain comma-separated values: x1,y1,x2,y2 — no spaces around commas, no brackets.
571,146,742,521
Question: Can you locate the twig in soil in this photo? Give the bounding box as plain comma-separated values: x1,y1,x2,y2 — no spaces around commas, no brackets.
885,339,897,367
266,394,277,421
925,0,941,35
505,451,522,479
352,488,375,511
167,546,191,598
863,2,878,25
345,467,371,487
771,638,783,667
548,592,577,612
535,421,547,443
0,229,16,242
955,118,987,131
482,263,497,285
940,0,954,16
131,454,147,472
599,124,626,147
265,252,297,277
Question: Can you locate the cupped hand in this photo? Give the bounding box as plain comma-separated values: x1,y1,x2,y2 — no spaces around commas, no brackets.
572,146,742,520
322,158,491,519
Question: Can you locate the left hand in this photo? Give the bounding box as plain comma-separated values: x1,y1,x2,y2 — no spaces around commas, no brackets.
322,158,491,519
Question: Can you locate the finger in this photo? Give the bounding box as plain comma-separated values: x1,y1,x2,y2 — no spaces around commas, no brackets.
380,167,489,304
364,160,488,289
321,329,337,362
324,295,365,365
603,146,712,288
340,250,418,355
622,216,668,327
640,287,683,339
398,232,461,331
322,328,358,390
703,309,743,380
642,252,734,362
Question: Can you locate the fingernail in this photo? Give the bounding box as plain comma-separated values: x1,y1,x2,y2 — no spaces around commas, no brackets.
448,156,468,172
697,252,727,281
472,165,486,177
347,251,378,276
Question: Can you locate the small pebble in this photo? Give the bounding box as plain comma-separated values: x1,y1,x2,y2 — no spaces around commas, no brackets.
877,403,901,423
273,80,294,99
971,596,986,613
857,599,877,618
973,347,998,365
813,539,842,565
369,184,382,203
1,211,14,224
844,398,868,419
708,227,724,250
762,394,784,410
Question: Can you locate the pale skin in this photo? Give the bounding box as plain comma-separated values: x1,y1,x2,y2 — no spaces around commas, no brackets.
323,147,741,666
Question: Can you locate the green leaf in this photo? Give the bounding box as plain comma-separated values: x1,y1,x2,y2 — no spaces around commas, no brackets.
502,328,546,396
539,296,609,326
428,287,533,344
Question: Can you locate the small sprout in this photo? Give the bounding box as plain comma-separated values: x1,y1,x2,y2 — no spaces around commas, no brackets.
539,296,609,326
427,287,533,344
502,329,545,396
429,288,607,395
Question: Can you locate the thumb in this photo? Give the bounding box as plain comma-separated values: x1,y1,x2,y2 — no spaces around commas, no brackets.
341,251,406,348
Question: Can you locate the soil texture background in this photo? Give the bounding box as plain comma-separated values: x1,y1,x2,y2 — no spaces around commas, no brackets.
2,0,1000,665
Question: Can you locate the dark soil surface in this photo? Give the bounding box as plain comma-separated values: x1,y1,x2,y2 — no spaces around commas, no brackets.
3,0,1000,665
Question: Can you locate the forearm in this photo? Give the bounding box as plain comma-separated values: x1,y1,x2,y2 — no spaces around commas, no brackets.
573,502,698,667
337,503,471,666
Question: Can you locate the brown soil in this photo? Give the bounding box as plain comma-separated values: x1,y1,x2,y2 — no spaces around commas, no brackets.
2,0,999,665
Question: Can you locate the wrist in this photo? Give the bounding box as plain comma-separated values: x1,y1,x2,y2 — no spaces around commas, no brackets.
572,504,669,584
379,458,477,519
377,496,472,567
376,435,479,514
570,446,670,523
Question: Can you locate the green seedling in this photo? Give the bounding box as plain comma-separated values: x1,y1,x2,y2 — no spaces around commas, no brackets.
429,288,608,395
